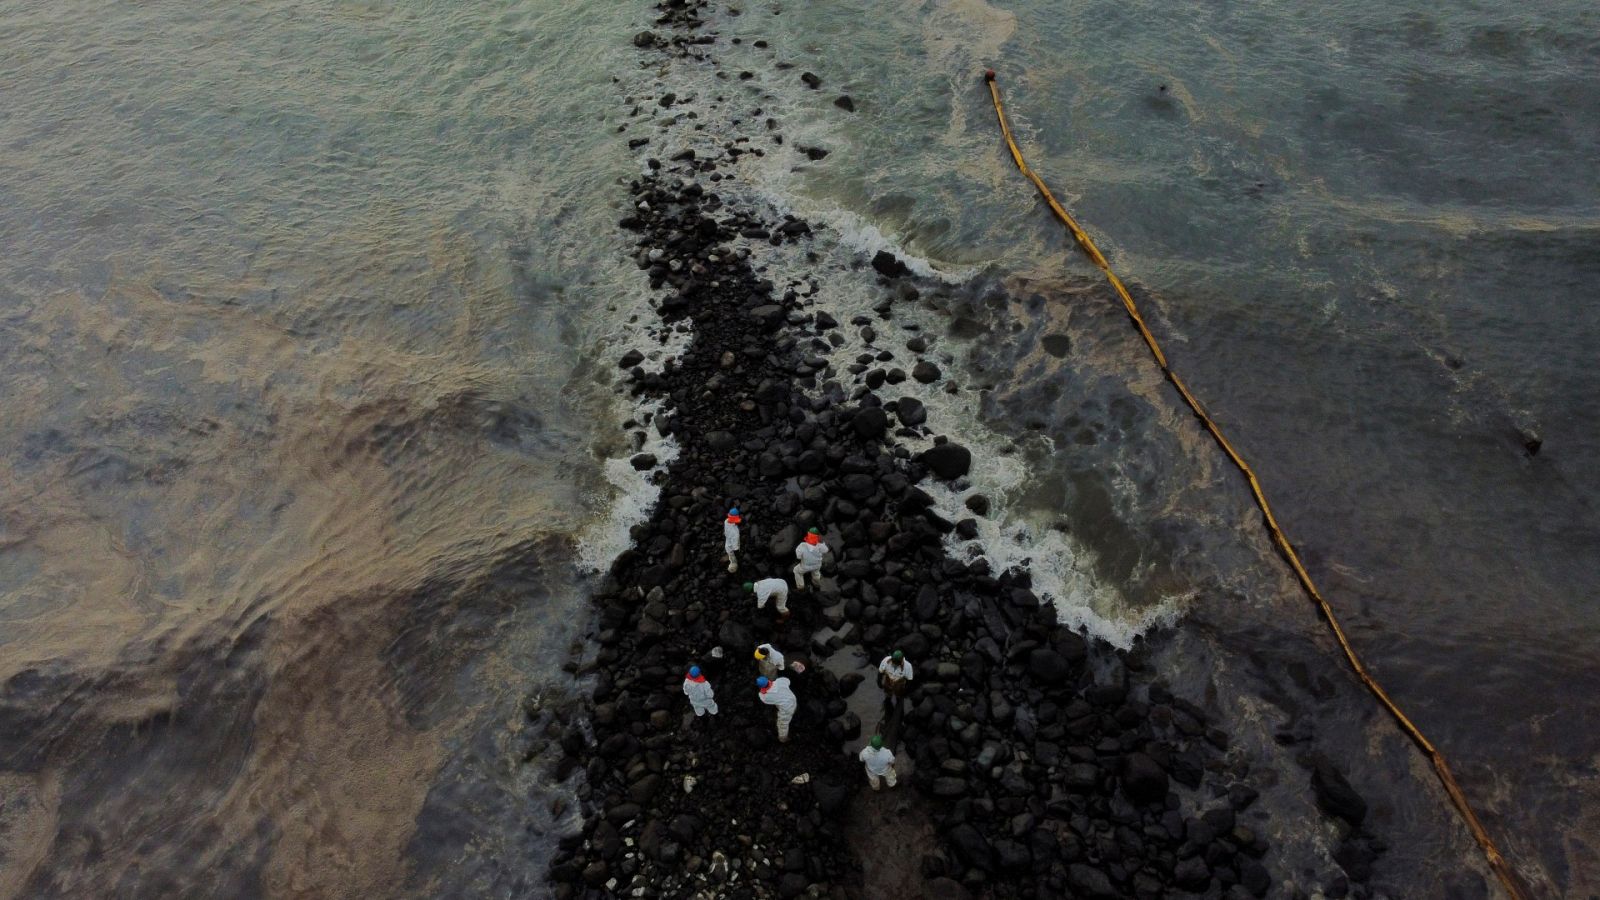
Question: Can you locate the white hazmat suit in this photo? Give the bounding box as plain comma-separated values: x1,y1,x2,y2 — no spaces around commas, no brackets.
682,675,718,717
754,642,786,679
793,537,829,589
757,677,797,741
751,577,789,614
858,745,898,790
724,518,740,573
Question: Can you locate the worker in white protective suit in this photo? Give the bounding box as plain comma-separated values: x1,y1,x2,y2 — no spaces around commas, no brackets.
877,650,914,699
682,666,718,718
792,528,829,590
858,734,897,790
723,507,741,573
756,676,796,742
744,578,789,616
753,643,786,679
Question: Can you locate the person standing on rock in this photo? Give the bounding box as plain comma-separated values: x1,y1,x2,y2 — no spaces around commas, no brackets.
744,577,789,616
682,666,718,718
723,507,741,573
858,734,898,790
754,642,786,679
756,675,796,742
877,650,914,699
793,528,829,590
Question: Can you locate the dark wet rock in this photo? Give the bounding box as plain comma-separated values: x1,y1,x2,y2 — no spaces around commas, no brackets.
801,146,829,161
912,360,941,383
1311,757,1368,826
619,349,645,368
630,453,657,470
870,250,911,279
1067,863,1116,898
946,823,993,871
812,776,850,815
800,71,821,89
922,877,973,900
964,494,989,516
1122,752,1168,804
853,407,888,440
834,95,855,112
658,92,677,108
895,397,926,427
918,443,971,480
633,31,659,48
1026,647,1071,684
1175,856,1212,889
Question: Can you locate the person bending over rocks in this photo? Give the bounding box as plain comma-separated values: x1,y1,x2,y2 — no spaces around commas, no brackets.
754,642,786,679
859,734,897,790
745,577,789,615
682,666,718,718
756,675,796,742
793,527,830,590
723,507,741,573
877,650,914,699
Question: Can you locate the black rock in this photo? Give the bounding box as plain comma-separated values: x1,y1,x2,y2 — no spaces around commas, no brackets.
896,397,927,427
922,877,973,900
834,95,855,112
965,494,990,516
1311,758,1368,826
619,349,645,368
659,92,677,108
632,31,659,48
812,776,849,814
918,443,972,480
630,453,657,471
871,250,911,278
801,71,821,89
802,146,830,161
1122,752,1169,804
853,407,888,440
750,304,787,329
946,823,993,871
1067,863,1116,898
1026,648,1071,684
912,360,942,383
993,838,1031,874
1239,858,1271,897
1174,856,1212,889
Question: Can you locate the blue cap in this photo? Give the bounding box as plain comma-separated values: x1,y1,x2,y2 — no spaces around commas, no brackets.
729,507,740,515
756,676,769,689
689,666,701,678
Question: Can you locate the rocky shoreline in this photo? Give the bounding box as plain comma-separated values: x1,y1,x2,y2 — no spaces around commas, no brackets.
540,2,1389,897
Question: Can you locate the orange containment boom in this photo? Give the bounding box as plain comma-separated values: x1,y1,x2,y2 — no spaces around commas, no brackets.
983,69,1523,900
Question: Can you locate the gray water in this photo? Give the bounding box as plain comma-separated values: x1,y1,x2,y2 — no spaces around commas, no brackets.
1,0,1596,896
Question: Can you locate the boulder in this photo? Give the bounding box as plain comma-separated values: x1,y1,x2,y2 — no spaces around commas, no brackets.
1122,752,1169,805
1026,648,1071,684
871,250,911,278
1311,757,1367,826
918,443,972,480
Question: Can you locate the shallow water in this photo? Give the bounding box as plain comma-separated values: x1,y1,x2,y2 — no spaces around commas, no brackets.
1,0,1596,895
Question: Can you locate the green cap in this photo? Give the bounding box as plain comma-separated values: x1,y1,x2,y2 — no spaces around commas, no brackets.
742,581,754,591
807,527,821,535
870,735,884,749
892,650,903,661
